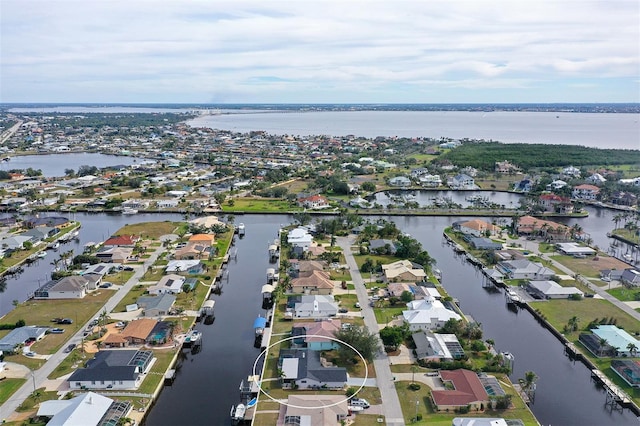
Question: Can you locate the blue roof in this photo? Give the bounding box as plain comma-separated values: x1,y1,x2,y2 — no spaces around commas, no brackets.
592,325,639,351
253,316,267,329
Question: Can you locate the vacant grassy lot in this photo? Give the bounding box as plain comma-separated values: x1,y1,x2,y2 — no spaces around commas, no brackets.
222,198,300,212
115,221,181,240
607,287,640,302
549,254,628,278
531,298,640,337
0,291,113,354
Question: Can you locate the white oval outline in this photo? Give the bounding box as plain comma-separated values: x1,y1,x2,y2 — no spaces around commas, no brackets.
251,333,369,410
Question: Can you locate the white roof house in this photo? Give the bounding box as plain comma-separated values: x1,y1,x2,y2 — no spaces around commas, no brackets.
294,295,338,318
148,274,185,295
287,227,313,251
527,280,584,299
402,296,462,331
555,243,596,256
37,392,114,426
592,325,640,356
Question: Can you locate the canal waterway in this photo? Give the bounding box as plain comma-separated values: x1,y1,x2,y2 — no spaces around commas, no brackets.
143,214,287,426
1,210,638,424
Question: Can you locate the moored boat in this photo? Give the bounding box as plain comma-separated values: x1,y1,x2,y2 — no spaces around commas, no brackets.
122,207,138,215
230,403,246,425
253,316,266,337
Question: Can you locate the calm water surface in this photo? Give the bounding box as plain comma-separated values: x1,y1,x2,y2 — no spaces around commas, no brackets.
189,110,640,149
3,210,638,425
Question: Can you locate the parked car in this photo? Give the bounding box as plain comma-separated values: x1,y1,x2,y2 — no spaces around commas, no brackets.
50,328,65,334
57,318,73,324
64,343,76,353
349,398,370,408
124,266,134,271
338,308,348,314
355,302,361,309
115,322,125,328
99,282,113,288
25,351,36,357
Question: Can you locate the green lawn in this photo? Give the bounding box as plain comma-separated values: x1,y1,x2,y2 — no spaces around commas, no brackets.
222,198,301,212
0,378,26,404
530,298,640,337
607,287,640,302
113,284,148,312
115,221,181,240
373,306,406,324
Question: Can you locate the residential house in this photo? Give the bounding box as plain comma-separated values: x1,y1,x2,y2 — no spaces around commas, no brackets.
526,280,584,299
297,194,330,209
389,176,412,187
382,260,426,282
293,295,338,319
562,166,582,178
289,259,326,279
418,174,442,187
287,227,314,254
610,191,638,207
174,242,213,260
449,174,475,189
165,259,205,275
496,259,555,280
0,235,32,251
278,348,348,390
104,319,158,348
555,242,596,256
412,331,465,361
453,219,501,237
292,319,342,350
431,369,490,412
148,274,185,295
282,395,349,425
290,270,334,295
82,262,117,277
156,199,180,209
586,173,607,185
102,235,139,247
621,269,640,287
137,293,176,317
188,233,215,245
95,246,133,263
121,199,150,210
572,184,600,200
33,274,101,299
539,194,574,214
468,237,503,251
495,160,519,174
513,178,533,193
369,238,397,254
546,179,568,191
22,226,57,244
68,349,154,390
516,216,570,239
0,326,48,353
25,216,70,229
37,392,121,426
591,325,639,357
402,296,462,331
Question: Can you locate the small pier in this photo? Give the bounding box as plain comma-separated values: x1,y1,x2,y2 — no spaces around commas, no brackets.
591,369,632,413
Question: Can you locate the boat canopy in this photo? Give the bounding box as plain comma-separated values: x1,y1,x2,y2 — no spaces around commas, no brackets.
261,284,275,294
203,300,215,309
253,316,267,329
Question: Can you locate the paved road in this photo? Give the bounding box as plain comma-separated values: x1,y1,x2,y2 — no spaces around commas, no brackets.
0,120,22,145
336,236,406,426
0,243,165,420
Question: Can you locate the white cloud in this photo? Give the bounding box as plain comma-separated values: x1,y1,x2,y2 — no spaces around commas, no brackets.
1,0,638,102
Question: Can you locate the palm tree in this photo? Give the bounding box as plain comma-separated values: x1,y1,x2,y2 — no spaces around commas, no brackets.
519,370,538,400
567,316,579,332
599,338,609,357
612,213,624,230
627,342,638,357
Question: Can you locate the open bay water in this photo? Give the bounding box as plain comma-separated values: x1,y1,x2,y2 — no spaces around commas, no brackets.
188,110,640,149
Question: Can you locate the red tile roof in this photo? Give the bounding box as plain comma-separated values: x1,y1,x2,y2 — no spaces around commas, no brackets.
431,369,489,407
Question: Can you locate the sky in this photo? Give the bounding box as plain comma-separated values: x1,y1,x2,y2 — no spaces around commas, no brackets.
1,0,639,104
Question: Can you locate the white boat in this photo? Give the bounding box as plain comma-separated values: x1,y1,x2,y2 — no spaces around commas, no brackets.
185,329,201,344
230,404,246,423
47,242,60,250
237,223,245,235
122,207,138,215
36,251,47,258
